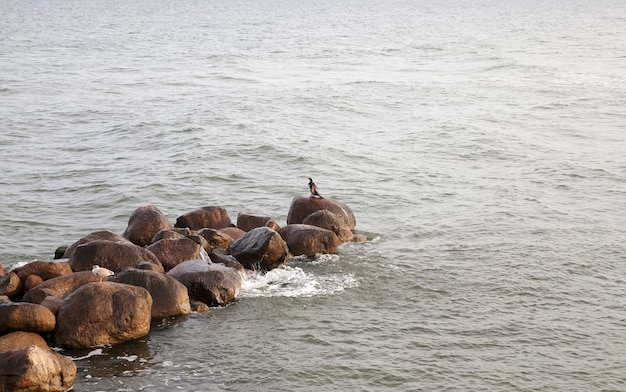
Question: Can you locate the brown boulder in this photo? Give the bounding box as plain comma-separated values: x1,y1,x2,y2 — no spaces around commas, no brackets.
69,240,162,273
278,224,339,257
0,303,56,334
302,209,353,243
174,206,232,231
23,275,43,293
236,212,276,232
0,345,76,392
63,230,130,259
167,260,241,307
151,228,192,243
22,271,101,304
227,227,289,270
147,237,205,271
13,260,73,282
111,268,191,319
286,196,356,230
123,205,173,247
40,296,63,316
195,228,234,251
54,282,152,348
219,227,245,240
0,332,49,353
0,272,23,299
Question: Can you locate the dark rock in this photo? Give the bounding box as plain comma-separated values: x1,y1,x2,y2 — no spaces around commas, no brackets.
0,332,50,353
236,212,276,232
278,224,339,257
227,227,289,270
63,230,130,259
54,246,67,260
54,282,152,348
69,240,162,273
151,228,192,243
136,261,164,272
209,249,244,272
111,268,191,319
167,260,241,307
195,228,234,251
0,273,23,299
40,296,63,316
123,205,173,247
22,271,101,304
287,196,356,230
13,260,73,282
0,345,76,392
147,237,204,271
302,209,353,242
0,303,56,334
219,226,246,240
174,206,232,231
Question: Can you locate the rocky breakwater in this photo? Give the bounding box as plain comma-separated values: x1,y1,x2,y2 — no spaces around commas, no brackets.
0,193,363,391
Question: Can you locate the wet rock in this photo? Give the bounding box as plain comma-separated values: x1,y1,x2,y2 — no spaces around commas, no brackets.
54,282,152,348
111,268,191,319
167,260,241,307
287,196,356,230
228,227,289,271
236,212,276,232
278,224,339,257
22,271,102,304
174,206,232,231
13,260,74,283
63,230,130,259
0,345,76,392
151,228,192,243
190,301,211,313
0,302,56,334
0,272,23,299
69,240,162,273
219,227,246,240
123,205,173,247
0,332,50,353
209,249,244,272
53,246,67,260
147,237,204,271
302,209,353,243
195,228,234,251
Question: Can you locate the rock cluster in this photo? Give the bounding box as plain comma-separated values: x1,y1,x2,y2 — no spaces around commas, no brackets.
0,195,362,391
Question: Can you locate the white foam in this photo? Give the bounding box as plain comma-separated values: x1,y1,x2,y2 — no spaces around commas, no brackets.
117,354,138,362
71,348,104,361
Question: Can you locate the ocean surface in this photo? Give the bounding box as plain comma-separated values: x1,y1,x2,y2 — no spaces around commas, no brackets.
1,0,626,390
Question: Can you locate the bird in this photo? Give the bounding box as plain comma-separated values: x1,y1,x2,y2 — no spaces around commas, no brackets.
91,265,114,282
308,177,323,198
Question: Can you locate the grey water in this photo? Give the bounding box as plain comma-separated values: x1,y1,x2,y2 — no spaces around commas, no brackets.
1,0,626,390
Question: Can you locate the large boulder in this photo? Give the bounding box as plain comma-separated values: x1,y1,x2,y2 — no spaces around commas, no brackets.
110,268,191,319
167,260,241,307
0,332,50,353
0,272,23,299
0,303,56,334
68,240,162,273
195,228,234,251
146,237,204,271
286,196,356,230
151,228,192,243
278,224,340,257
53,282,152,348
13,260,73,282
174,206,232,231
227,227,289,271
0,345,76,392
302,209,353,243
236,212,276,232
123,205,173,247
63,230,130,259
219,227,245,240
22,271,101,304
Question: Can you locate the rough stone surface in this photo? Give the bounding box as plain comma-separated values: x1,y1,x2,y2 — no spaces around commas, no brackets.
236,212,275,232
219,227,246,240
195,228,234,251
0,332,50,353
111,268,191,319
54,282,152,348
147,237,204,271
13,260,73,282
69,240,162,273
167,260,241,307
0,303,56,334
23,275,43,293
190,301,211,313
0,272,24,299
63,230,130,259
123,205,173,247
278,224,340,257
40,296,63,316
174,206,232,231
286,196,356,230
0,345,76,392
151,228,192,243
302,209,353,242
209,249,244,272
22,271,102,304
227,227,289,270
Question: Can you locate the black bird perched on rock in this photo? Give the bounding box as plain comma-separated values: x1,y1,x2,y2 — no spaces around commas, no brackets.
308,177,323,198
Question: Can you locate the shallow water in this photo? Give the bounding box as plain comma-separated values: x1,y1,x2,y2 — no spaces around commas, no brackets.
1,0,626,390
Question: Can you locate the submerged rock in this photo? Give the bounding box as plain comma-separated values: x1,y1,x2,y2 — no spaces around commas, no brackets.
167,260,241,307
123,205,173,247
0,345,76,392
227,227,289,271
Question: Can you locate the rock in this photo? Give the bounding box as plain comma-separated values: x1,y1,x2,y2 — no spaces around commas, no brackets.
147,237,205,271
167,260,241,307
54,282,152,348
219,226,246,240
22,271,101,304
13,260,73,282
151,228,192,243
352,233,367,243
195,228,234,251
63,230,130,259
265,220,281,231
110,268,191,319
190,301,211,313
286,196,356,230
0,303,56,334
53,246,67,260
236,212,276,232
209,249,244,272
23,275,43,293
0,272,23,299
40,296,63,316
69,240,162,273
174,206,232,231
123,205,173,247
0,263,7,277
228,227,289,271
0,345,76,392
278,224,339,257
0,332,50,353
136,261,164,272
0,296,10,304
302,209,353,243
